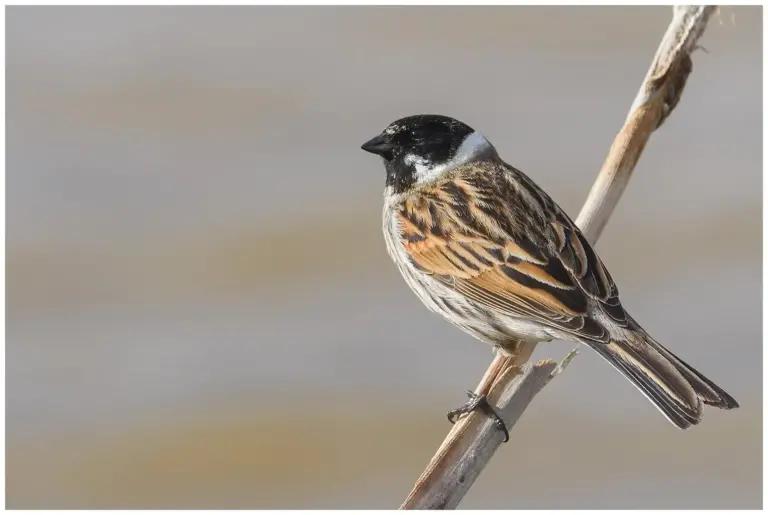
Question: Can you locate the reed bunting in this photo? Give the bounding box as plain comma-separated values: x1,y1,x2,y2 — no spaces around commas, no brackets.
361,114,738,439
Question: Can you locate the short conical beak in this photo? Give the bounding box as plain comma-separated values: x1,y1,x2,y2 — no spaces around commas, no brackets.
361,134,395,156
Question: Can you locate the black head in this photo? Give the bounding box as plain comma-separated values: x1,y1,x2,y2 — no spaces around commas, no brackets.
361,114,494,194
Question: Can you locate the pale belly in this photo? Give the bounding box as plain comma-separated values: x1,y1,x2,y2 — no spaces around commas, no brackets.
409,268,555,346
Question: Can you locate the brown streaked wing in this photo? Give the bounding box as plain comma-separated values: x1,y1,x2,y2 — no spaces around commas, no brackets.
397,196,612,343
549,219,628,327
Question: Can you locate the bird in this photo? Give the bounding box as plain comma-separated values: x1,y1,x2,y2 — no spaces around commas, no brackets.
360,114,738,440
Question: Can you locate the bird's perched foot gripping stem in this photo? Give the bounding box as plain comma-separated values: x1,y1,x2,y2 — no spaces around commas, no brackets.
447,390,510,443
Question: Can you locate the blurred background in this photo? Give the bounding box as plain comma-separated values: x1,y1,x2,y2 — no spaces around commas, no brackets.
6,6,762,509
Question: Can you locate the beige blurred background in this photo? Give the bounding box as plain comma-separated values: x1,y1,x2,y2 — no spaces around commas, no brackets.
6,6,762,509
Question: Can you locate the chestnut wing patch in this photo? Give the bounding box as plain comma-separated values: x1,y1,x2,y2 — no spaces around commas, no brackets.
398,207,610,342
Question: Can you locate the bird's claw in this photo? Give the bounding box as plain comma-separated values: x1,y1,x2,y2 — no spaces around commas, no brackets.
446,390,509,442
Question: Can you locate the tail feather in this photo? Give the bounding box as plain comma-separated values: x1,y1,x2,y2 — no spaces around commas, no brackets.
648,339,740,410
585,330,738,429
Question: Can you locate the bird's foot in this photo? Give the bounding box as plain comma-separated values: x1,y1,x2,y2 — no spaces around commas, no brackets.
446,390,509,442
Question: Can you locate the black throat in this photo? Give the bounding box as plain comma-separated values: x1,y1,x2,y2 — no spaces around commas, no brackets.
384,155,418,195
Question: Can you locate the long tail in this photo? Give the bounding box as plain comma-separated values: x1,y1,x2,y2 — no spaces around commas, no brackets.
585,323,739,429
